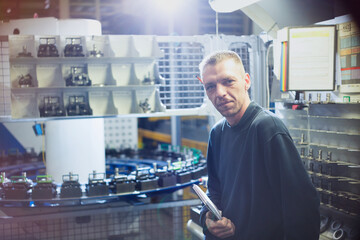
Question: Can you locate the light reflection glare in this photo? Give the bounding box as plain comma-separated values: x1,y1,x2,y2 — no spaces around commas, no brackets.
153,0,183,15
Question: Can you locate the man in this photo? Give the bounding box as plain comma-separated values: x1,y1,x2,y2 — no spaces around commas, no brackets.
198,51,320,239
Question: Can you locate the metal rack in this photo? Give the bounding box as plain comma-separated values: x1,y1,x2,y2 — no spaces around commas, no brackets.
278,103,360,240
0,198,201,240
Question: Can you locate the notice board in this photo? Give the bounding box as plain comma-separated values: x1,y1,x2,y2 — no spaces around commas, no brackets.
288,26,336,91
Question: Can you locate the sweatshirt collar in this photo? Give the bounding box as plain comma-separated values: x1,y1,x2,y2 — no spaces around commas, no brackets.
225,101,260,130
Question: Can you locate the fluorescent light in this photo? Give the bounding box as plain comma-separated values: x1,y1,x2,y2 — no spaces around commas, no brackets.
209,0,261,13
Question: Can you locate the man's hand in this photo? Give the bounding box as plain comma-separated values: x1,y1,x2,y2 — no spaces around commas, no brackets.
205,211,235,239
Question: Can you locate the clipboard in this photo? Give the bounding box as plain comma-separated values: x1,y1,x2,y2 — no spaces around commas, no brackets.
192,184,222,220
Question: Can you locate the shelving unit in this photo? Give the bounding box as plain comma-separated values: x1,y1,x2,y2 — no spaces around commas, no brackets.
0,34,268,122
279,103,360,239
8,34,166,120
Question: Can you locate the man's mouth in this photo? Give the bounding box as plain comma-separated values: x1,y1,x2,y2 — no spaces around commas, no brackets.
217,101,232,108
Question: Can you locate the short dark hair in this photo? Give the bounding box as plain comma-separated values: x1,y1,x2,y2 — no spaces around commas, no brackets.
199,50,246,79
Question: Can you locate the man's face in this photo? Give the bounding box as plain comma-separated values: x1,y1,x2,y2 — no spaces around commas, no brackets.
202,59,251,125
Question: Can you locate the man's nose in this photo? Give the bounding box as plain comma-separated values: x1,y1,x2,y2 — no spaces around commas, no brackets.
216,85,226,97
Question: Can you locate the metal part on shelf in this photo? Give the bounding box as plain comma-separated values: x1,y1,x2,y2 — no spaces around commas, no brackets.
65,66,91,86
17,45,32,57
18,73,33,87
298,133,306,145
89,44,103,57
64,37,85,57
142,73,154,85
37,37,59,57
66,95,93,116
139,98,151,113
39,96,66,117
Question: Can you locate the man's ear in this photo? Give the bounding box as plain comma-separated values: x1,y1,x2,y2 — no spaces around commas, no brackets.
244,73,251,91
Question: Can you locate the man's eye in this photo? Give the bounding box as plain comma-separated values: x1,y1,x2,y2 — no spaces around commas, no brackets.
226,80,234,84
206,85,215,91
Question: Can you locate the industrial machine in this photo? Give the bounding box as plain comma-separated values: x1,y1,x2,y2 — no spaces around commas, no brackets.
1,2,360,238
0,144,206,199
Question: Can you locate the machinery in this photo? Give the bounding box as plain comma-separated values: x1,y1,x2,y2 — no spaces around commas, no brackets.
154,161,177,187
276,103,360,240
139,98,151,113
1,4,359,238
64,37,85,57
65,66,91,86
37,37,59,57
3,172,32,199
32,175,57,199
86,171,109,196
109,168,136,194
18,73,33,87
66,95,93,116
0,144,207,203
60,172,82,198
17,46,32,57
135,165,159,191
39,96,66,117
89,44,104,57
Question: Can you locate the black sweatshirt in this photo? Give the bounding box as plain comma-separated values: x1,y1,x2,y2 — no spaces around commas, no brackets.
200,101,320,240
